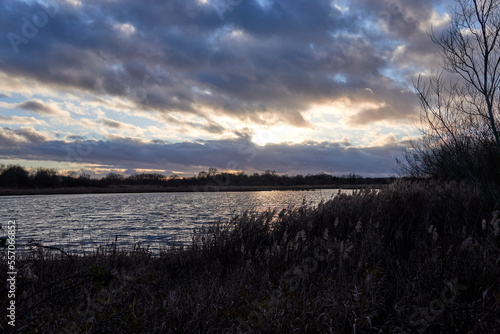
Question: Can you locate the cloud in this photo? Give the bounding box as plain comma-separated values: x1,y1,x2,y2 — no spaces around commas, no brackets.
14,127,51,143
65,134,86,141
17,100,70,117
0,127,51,147
98,117,129,129
18,100,54,114
0,0,451,175
0,115,46,125
0,127,403,176
0,0,443,127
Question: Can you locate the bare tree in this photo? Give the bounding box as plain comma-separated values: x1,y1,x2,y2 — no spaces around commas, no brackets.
399,0,500,186
434,0,500,152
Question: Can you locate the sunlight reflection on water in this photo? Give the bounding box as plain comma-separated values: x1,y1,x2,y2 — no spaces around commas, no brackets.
0,189,352,254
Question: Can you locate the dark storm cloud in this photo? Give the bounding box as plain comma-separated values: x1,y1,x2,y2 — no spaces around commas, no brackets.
0,0,442,125
0,127,402,176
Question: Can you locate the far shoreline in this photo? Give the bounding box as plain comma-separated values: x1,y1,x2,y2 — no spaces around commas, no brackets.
0,184,384,196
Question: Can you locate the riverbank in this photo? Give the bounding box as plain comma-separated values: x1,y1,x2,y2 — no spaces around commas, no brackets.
0,183,382,196
1,180,498,333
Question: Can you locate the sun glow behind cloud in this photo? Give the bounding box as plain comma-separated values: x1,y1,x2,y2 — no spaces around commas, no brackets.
0,0,453,176
252,125,302,146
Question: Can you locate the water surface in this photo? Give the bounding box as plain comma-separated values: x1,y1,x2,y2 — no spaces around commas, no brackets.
0,189,347,253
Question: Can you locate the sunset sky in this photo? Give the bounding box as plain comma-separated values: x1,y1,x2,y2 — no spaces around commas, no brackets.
0,0,452,177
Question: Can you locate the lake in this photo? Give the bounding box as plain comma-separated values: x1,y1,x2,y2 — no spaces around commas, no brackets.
0,189,349,254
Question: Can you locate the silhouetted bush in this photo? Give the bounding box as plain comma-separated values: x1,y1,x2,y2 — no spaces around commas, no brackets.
32,168,60,188
399,137,500,199
0,164,30,187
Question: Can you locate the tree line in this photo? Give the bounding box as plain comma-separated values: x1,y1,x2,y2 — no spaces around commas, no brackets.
0,165,393,189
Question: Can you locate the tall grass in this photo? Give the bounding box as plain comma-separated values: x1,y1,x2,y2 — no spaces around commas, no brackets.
1,180,499,333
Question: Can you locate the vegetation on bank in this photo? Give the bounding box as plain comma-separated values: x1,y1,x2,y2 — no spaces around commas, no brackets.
0,184,375,196
1,180,499,333
0,164,394,192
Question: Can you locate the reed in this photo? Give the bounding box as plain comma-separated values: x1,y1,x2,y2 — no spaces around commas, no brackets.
1,180,499,333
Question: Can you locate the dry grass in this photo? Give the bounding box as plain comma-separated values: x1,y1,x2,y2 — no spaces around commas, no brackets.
1,180,500,333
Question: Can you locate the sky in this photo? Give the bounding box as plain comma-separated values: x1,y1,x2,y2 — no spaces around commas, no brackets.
0,0,453,177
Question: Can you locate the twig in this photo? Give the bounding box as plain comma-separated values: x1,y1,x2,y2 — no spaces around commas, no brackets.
29,241,74,262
